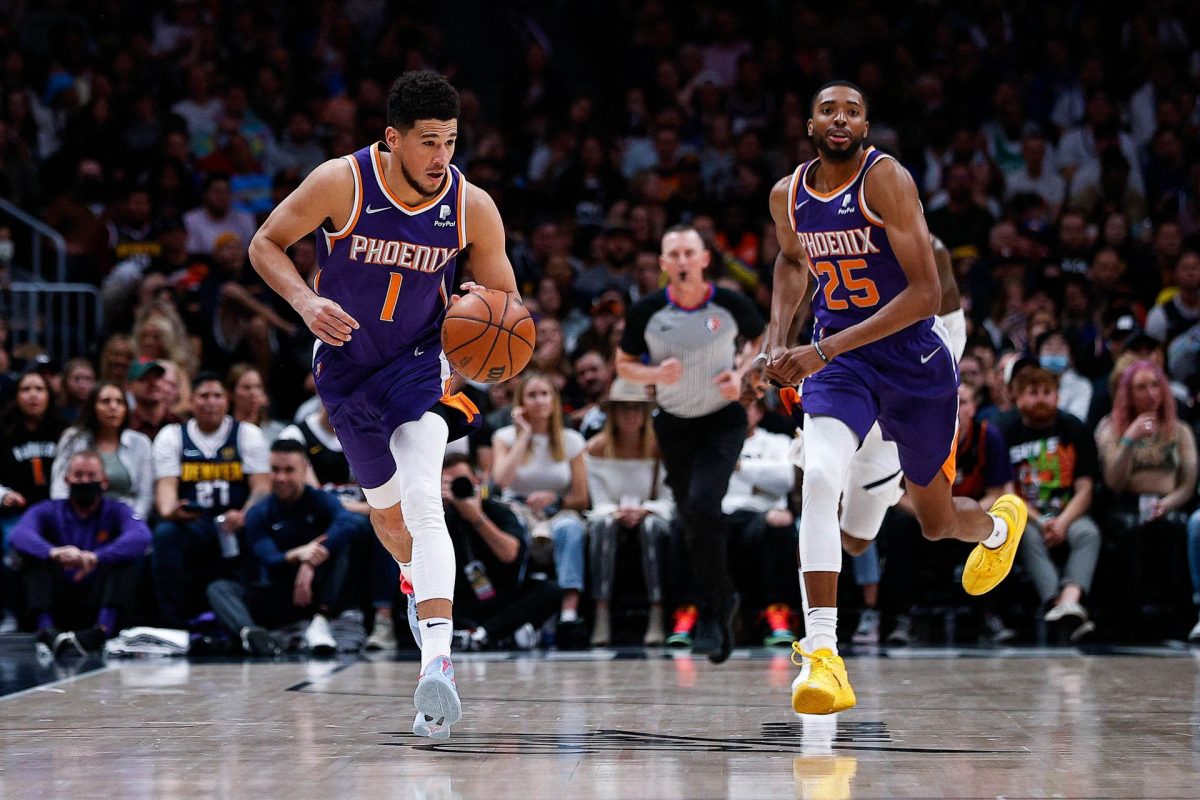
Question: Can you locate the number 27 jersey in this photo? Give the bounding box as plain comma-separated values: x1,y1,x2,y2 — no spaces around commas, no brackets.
788,146,915,333
315,142,466,369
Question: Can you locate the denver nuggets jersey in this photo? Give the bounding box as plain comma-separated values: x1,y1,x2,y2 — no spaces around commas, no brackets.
315,142,466,368
788,147,916,333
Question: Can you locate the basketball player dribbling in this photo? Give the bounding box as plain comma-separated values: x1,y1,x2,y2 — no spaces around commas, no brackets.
763,80,1028,715
250,71,520,739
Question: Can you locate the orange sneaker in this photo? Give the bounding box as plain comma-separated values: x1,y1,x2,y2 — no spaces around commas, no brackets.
764,603,797,647
665,604,698,648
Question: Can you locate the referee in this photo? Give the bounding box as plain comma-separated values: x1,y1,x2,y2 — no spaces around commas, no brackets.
616,224,765,663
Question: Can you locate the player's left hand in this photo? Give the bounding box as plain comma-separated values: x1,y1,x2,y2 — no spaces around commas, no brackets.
765,345,827,385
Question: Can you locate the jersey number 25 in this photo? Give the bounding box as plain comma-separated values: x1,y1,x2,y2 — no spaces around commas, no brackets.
814,259,880,310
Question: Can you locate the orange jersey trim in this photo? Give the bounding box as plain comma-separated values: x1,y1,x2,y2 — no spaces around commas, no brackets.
312,268,322,294
370,142,453,213
439,390,479,423
802,147,873,200
328,155,363,243
456,167,467,251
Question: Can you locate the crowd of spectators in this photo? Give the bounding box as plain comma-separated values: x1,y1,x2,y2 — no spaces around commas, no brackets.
2,1,1200,653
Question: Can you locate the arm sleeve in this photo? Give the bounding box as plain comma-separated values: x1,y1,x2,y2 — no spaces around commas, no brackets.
95,503,153,564
245,503,287,569
982,425,1014,486
238,423,270,475
153,425,184,479
715,288,766,340
619,295,658,358
9,502,55,560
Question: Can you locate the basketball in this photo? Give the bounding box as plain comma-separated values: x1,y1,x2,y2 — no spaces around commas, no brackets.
441,288,535,383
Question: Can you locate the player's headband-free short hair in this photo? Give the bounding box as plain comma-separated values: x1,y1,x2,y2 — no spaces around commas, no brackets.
270,438,308,457
810,80,869,116
387,71,460,130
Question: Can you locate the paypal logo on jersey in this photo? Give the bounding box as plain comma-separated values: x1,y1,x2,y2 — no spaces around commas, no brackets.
434,204,456,228
838,194,857,215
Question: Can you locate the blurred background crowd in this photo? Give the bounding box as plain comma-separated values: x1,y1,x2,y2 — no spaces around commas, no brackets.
1,0,1200,656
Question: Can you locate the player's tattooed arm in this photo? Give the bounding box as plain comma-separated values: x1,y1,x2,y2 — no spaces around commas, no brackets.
458,182,521,305
250,158,360,347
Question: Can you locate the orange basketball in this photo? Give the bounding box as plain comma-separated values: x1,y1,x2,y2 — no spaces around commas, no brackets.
441,288,535,383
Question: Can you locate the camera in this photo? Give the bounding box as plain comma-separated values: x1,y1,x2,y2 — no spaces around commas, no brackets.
450,476,475,499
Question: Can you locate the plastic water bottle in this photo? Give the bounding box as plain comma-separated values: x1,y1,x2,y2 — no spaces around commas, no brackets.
216,515,239,559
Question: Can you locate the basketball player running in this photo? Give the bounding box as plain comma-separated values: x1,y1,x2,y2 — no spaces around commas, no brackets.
763,81,1027,715
250,71,520,738
778,234,965,567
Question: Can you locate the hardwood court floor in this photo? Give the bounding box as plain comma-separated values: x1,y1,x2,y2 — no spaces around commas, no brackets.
1,646,1198,799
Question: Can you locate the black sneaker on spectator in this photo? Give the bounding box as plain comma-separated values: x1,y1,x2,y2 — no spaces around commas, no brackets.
691,612,722,658
885,614,913,646
240,626,279,656
304,614,336,657
709,594,740,665
55,627,106,657
1190,617,1200,643
981,612,1015,645
556,618,589,650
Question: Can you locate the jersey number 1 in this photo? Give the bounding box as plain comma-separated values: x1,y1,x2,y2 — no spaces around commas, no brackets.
380,272,403,322
814,258,880,310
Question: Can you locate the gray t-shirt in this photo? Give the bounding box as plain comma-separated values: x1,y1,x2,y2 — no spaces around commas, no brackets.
621,285,764,418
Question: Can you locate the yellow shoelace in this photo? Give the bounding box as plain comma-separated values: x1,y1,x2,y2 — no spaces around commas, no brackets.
791,642,837,670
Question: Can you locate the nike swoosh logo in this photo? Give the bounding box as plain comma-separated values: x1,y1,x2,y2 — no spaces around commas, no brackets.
364,204,390,214
920,347,942,364
424,621,449,628
795,199,810,210
414,347,425,356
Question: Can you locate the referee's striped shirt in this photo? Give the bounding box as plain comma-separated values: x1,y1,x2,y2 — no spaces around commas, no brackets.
620,284,765,419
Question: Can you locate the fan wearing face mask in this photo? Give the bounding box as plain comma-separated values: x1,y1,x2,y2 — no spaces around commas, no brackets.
1034,330,1093,423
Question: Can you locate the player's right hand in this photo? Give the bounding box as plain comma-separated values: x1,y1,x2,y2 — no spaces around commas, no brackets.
657,358,683,385
299,295,359,347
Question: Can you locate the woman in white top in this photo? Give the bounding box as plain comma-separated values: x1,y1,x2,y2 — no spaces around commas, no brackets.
51,381,155,518
584,378,672,646
492,372,590,631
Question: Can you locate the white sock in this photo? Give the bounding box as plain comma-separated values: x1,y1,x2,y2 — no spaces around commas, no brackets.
559,608,579,623
806,607,838,654
419,617,453,668
982,514,1009,550
397,559,413,585
798,569,813,651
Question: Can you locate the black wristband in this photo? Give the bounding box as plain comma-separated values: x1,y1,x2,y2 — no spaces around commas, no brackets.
813,340,831,364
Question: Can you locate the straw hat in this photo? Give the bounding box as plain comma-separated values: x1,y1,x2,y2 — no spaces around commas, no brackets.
600,377,654,407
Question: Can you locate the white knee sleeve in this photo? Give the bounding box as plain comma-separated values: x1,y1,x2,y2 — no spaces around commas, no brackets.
389,412,456,604
799,415,859,573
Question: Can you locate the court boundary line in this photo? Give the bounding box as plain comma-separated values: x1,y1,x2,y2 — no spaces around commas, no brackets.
0,663,119,703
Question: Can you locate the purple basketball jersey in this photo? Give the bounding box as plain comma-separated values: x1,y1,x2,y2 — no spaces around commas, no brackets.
315,142,465,368
788,147,917,333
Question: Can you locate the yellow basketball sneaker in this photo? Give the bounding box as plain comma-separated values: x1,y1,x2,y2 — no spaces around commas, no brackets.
791,645,857,715
962,493,1028,596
